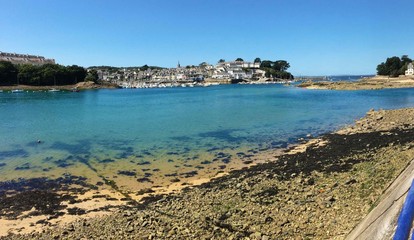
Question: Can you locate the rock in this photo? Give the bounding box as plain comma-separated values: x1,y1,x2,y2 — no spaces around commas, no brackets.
264,216,274,223
305,177,315,185
345,178,357,185
325,196,335,202
250,232,262,239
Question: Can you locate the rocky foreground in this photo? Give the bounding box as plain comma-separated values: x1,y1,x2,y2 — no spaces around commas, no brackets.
3,108,414,239
298,75,414,90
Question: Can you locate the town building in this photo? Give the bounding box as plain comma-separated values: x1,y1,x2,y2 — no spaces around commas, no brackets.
405,63,414,76
0,51,55,65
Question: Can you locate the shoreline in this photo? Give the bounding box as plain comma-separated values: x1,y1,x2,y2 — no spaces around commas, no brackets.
0,81,118,91
2,107,414,238
298,75,414,90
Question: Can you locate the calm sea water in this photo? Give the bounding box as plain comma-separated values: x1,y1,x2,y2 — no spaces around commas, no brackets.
1,85,414,191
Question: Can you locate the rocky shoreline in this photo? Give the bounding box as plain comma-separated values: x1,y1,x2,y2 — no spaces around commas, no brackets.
2,108,414,239
298,75,414,90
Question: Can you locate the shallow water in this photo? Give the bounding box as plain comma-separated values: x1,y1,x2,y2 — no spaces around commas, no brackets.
1,85,414,192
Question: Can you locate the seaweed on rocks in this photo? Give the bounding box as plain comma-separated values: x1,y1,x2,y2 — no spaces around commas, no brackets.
99,158,115,163
201,128,414,190
136,188,155,195
137,177,153,183
14,163,31,170
180,170,198,178
54,159,74,168
137,161,151,165
0,176,94,219
0,149,29,160
117,170,137,176
66,207,86,215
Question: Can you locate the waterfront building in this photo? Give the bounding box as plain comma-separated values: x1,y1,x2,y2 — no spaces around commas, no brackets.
0,51,55,65
405,63,414,76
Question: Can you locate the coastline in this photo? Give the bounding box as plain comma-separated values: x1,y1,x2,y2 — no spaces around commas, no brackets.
0,81,118,91
2,107,414,239
298,75,414,90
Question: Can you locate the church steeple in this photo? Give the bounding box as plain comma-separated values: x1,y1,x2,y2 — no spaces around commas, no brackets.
177,61,181,69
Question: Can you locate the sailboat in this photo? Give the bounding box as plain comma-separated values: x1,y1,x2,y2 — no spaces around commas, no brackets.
48,76,60,92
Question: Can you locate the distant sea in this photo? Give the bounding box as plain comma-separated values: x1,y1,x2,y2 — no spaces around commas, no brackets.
297,75,374,82
0,83,413,192
328,75,375,81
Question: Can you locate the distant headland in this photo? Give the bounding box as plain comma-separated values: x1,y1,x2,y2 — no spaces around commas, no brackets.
299,55,414,90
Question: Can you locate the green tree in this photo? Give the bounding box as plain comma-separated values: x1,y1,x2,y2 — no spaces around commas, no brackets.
254,58,261,63
140,65,149,71
235,58,244,62
0,61,18,85
273,60,290,72
67,65,87,84
376,55,412,77
401,55,412,65
218,59,225,63
260,60,273,68
17,64,41,85
400,55,413,75
85,69,99,83
259,59,293,80
376,62,387,75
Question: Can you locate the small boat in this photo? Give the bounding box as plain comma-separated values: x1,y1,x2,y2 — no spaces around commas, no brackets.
12,89,24,93
49,76,60,92
71,88,79,92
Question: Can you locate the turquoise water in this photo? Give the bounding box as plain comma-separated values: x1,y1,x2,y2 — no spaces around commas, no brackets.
1,85,414,192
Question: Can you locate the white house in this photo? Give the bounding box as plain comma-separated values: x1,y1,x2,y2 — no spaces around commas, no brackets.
406,63,414,76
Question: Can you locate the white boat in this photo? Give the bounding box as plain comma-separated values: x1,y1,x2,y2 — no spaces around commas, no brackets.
12,89,24,93
48,76,60,92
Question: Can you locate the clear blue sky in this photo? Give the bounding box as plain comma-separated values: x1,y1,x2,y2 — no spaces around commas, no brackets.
1,0,413,75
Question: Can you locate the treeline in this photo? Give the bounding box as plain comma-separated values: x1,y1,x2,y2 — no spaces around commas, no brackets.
377,55,412,77
0,61,88,86
259,59,294,79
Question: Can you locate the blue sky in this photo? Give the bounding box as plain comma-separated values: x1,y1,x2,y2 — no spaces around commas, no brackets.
1,0,413,75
